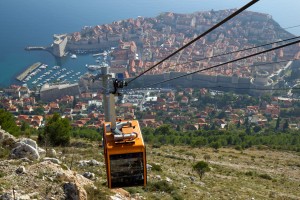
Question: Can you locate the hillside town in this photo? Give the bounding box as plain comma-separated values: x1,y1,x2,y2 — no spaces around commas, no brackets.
1,83,299,132
67,9,299,80
3,9,300,134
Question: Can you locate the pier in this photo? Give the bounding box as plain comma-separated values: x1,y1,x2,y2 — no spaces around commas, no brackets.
25,46,47,51
16,62,42,82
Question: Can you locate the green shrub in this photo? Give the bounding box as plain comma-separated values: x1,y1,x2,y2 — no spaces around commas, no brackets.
259,173,272,180
245,171,255,176
235,145,242,151
0,148,10,159
193,161,210,179
150,163,162,172
71,128,101,141
171,192,184,200
152,144,161,148
0,171,5,178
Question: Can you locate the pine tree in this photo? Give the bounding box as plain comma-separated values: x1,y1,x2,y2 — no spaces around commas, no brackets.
42,113,71,146
283,119,289,132
0,109,20,136
275,117,281,131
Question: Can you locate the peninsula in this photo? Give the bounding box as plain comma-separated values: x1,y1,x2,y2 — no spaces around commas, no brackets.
26,10,300,94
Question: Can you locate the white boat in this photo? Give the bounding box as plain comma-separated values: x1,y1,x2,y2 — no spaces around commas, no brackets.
71,54,77,59
53,66,60,69
40,64,47,69
87,65,101,71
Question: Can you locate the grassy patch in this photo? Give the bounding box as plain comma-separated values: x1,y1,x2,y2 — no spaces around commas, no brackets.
145,180,183,200
0,171,5,178
145,180,175,193
0,148,10,159
245,171,256,176
84,182,111,200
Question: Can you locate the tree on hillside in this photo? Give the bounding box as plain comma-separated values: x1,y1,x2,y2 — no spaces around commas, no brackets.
275,117,281,131
283,119,289,132
193,161,210,179
0,109,20,136
154,124,175,135
33,106,44,115
41,113,71,146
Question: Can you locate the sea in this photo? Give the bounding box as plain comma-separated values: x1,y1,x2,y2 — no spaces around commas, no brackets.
0,0,300,87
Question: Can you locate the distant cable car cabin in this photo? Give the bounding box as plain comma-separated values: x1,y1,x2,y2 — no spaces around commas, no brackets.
103,120,147,188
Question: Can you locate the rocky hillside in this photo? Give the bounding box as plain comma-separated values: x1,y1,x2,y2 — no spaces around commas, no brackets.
0,128,130,200
1,128,300,199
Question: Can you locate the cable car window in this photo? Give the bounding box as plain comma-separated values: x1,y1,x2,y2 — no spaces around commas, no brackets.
110,152,144,188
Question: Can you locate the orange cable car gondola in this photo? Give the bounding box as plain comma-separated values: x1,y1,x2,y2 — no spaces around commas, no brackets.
97,69,147,188
103,120,147,188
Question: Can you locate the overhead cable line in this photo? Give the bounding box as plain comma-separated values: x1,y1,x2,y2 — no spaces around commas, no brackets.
283,24,300,30
151,35,300,70
143,39,300,88
127,0,260,85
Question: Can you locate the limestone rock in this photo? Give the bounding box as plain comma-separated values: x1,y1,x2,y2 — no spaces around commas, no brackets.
110,188,130,200
16,166,26,174
0,129,17,148
11,143,40,160
63,182,87,200
78,159,103,167
155,175,162,180
165,177,172,183
88,159,101,166
83,172,95,180
19,138,37,150
146,164,152,171
38,147,46,158
0,192,13,200
47,149,57,158
189,176,196,182
43,157,61,164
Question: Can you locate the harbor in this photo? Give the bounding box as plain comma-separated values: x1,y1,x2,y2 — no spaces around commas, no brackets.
16,62,42,82
14,46,112,88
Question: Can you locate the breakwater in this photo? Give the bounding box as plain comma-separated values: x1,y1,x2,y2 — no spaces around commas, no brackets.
25,46,47,51
16,62,42,82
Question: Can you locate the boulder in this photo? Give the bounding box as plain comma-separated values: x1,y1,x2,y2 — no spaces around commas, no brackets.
16,166,26,174
88,159,101,166
11,143,39,160
47,148,57,158
146,164,152,171
0,129,17,148
38,147,46,158
78,159,103,167
155,175,162,180
83,172,95,180
165,177,172,183
19,138,37,150
0,192,13,200
63,182,87,200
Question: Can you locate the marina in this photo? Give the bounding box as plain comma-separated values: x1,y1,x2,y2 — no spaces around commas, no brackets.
15,45,112,88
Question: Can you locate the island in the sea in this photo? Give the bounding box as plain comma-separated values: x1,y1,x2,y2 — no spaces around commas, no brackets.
27,9,300,95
